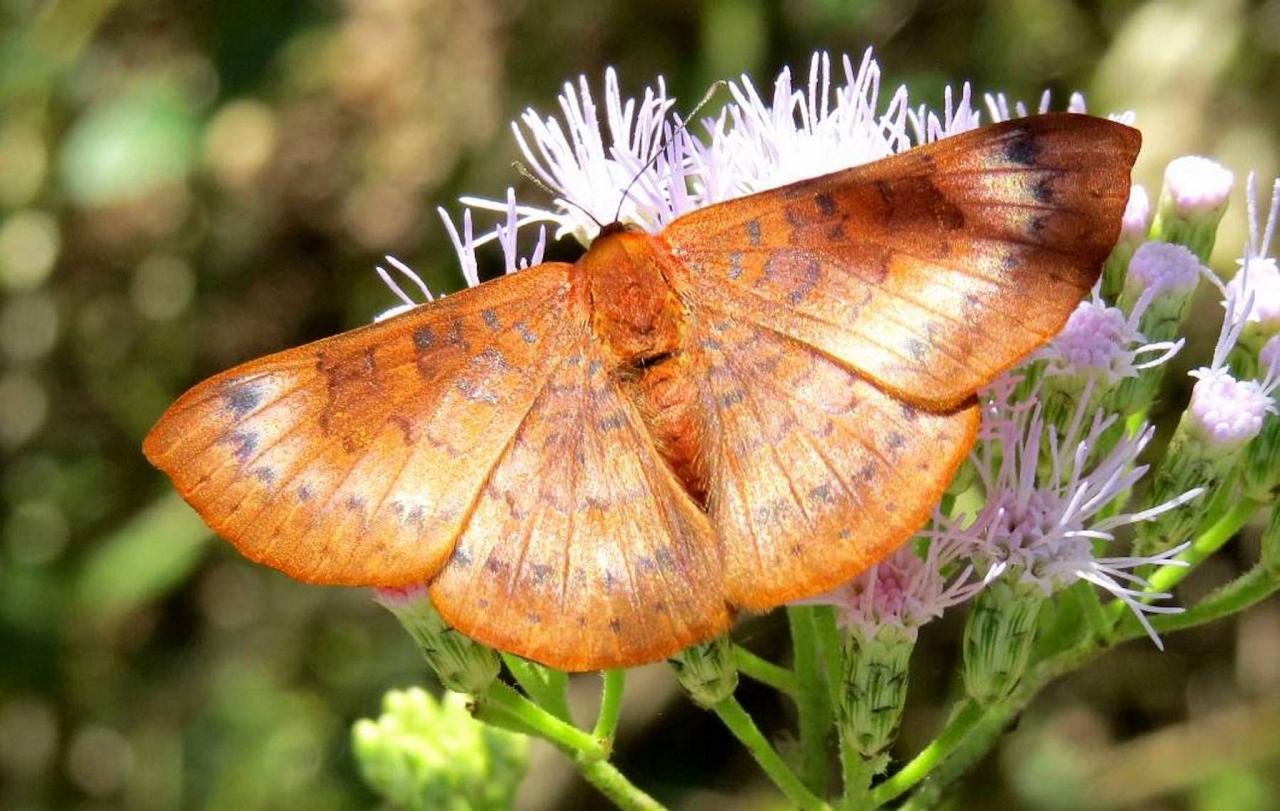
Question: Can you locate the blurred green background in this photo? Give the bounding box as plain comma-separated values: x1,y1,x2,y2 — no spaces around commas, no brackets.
2,0,1280,809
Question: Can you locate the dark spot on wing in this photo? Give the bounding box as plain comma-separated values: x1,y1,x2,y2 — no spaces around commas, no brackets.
229,430,258,463
481,309,500,330
597,413,626,432
815,191,838,217
1004,132,1039,166
728,251,744,280
1032,176,1055,204
514,321,538,344
413,326,435,350
887,432,906,450
224,383,262,417
746,220,762,246
718,389,745,408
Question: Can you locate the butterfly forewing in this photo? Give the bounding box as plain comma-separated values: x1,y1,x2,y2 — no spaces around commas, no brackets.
143,261,575,586
663,113,1141,409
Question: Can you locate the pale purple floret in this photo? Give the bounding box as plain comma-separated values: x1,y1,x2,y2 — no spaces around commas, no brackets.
1127,241,1203,299
1163,156,1235,214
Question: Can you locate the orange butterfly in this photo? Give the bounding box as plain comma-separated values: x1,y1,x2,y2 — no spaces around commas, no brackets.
144,113,1139,671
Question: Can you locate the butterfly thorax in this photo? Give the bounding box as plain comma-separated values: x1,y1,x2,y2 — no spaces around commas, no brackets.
582,228,707,500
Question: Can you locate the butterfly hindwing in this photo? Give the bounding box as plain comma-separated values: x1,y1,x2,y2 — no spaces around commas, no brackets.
663,113,1140,409
687,310,979,608
428,323,730,671
143,262,576,586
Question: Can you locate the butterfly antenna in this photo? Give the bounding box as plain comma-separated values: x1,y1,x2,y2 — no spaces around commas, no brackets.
512,162,605,232
611,80,727,225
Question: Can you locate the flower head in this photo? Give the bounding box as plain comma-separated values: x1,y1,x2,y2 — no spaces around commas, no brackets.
963,386,1199,647
1163,156,1235,216
1125,241,1203,303
1151,156,1235,261
814,537,980,643
1036,296,1179,386
1186,367,1274,452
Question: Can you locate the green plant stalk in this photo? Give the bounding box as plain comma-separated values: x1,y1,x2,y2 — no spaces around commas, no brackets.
593,669,626,749
1106,497,1262,625
1118,563,1280,641
788,605,834,796
870,700,983,806
481,682,601,758
479,681,667,810
573,756,668,811
812,605,845,711
713,696,831,811
891,641,1104,810
734,646,800,698
502,653,571,722
839,749,878,811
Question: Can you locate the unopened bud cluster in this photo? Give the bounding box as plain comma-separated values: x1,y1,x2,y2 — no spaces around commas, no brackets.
352,688,528,811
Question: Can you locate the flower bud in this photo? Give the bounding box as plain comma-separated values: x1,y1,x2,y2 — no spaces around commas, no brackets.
837,624,914,771
1151,156,1234,262
353,687,528,811
669,636,738,708
962,574,1045,706
1225,259,1280,379
1103,184,1152,301
1037,302,1129,432
1135,370,1271,555
375,587,500,695
1120,242,1204,341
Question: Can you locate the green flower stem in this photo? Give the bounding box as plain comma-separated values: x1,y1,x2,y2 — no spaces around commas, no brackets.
593,669,626,750
870,700,982,806
480,681,668,810
812,606,845,710
501,654,571,722
573,757,667,811
1117,564,1280,642
788,605,834,796
887,642,1104,810
481,682,601,758
1106,497,1262,625
839,747,877,811
712,696,831,811
733,646,800,698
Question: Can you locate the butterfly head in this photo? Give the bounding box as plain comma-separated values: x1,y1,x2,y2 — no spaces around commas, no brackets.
595,220,643,241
